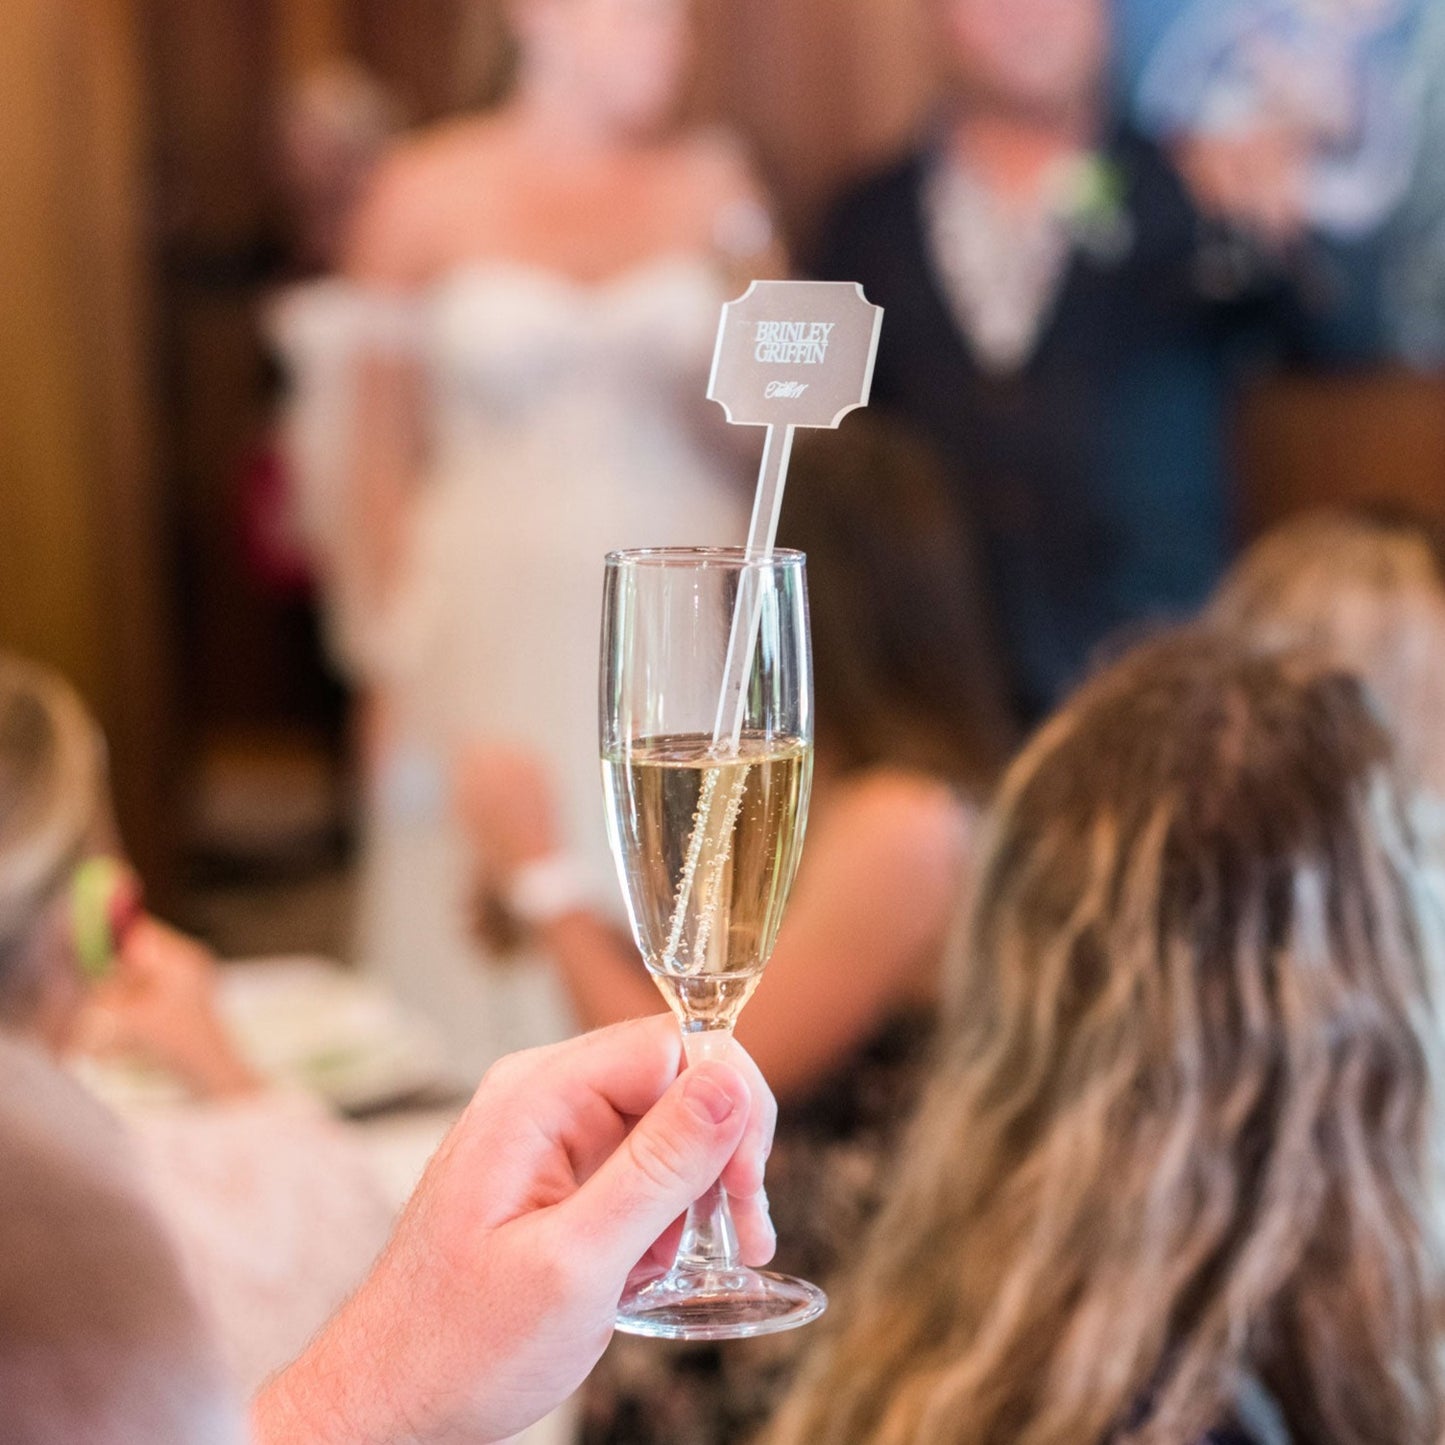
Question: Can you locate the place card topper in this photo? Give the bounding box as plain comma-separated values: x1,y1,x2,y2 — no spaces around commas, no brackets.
705,280,885,748
706,279,884,570
708,280,884,432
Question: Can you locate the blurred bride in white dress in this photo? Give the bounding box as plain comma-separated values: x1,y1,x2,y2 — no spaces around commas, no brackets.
273,0,776,1080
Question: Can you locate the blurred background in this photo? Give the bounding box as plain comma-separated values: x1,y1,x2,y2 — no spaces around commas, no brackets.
3,0,1443,945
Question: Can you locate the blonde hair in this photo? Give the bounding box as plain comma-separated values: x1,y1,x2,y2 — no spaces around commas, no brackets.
0,656,105,1018
770,633,1444,1445
1211,511,1445,801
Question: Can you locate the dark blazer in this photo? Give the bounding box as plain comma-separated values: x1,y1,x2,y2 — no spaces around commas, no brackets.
815,128,1303,718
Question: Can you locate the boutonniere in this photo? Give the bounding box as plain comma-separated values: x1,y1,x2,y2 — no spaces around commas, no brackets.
1060,154,1135,265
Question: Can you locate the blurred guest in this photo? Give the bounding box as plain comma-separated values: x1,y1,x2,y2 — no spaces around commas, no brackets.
770,632,1444,1445
1138,0,1421,246
1210,508,1445,845
272,0,777,1078
1138,0,1422,359
0,654,393,1396
459,419,1017,1444
0,1036,241,1445
816,0,1334,721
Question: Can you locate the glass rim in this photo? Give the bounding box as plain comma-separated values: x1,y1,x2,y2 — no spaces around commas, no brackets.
605,546,805,570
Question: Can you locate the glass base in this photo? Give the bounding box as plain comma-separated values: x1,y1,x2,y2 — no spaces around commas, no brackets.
615,1266,827,1341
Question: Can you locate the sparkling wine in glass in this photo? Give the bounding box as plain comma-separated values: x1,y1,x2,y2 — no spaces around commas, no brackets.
600,547,824,1340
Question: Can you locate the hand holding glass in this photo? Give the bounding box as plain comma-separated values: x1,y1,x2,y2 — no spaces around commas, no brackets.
600,548,823,1339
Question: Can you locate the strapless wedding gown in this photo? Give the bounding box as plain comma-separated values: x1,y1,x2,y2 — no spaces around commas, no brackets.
274,258,751,1079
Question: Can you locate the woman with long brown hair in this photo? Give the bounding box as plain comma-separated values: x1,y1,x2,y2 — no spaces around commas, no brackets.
770,631,1444,1445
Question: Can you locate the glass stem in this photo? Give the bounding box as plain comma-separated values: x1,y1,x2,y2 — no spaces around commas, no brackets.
676,1026,742,1272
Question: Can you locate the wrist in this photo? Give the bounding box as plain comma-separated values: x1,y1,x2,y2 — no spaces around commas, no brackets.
253,1349,353,1445
253,1360,346,1445
254,1297,405,1445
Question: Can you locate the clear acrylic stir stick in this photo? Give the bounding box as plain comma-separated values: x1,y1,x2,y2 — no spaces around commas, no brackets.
664,283,883,973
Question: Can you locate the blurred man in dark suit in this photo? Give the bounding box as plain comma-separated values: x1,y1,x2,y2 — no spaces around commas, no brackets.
817,0,1325,718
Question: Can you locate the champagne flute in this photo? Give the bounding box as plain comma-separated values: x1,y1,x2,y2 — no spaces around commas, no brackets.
600,546,824,1340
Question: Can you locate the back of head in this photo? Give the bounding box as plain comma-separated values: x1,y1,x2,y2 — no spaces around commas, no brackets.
772,631,1443,1445
0,1036,241,1445
1211,510,1445,801
0,654,106,1039
780,417,1017,792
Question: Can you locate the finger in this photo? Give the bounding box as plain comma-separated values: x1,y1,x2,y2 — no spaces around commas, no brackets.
553,1030,775,1196
626,1215,687,1290
560,1061,751,1277
553,1091,632,1186
491,1017,684,1128
713,1042,777,1201
436,1021,685,1218
728,1186,777,1269
698,1042,776,1261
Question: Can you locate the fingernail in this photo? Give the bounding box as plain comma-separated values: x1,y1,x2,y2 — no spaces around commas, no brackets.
684,1068,739,1125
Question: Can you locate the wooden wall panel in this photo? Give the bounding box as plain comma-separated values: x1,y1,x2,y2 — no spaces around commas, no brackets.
144,0,286,735
350,0,467,120
694,0,938,241
0,0,176,890
274,0,348,81
0,0,107,694
146,0,269,249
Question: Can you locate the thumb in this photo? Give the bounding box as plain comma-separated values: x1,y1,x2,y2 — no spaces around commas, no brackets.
562,1062,750,1277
